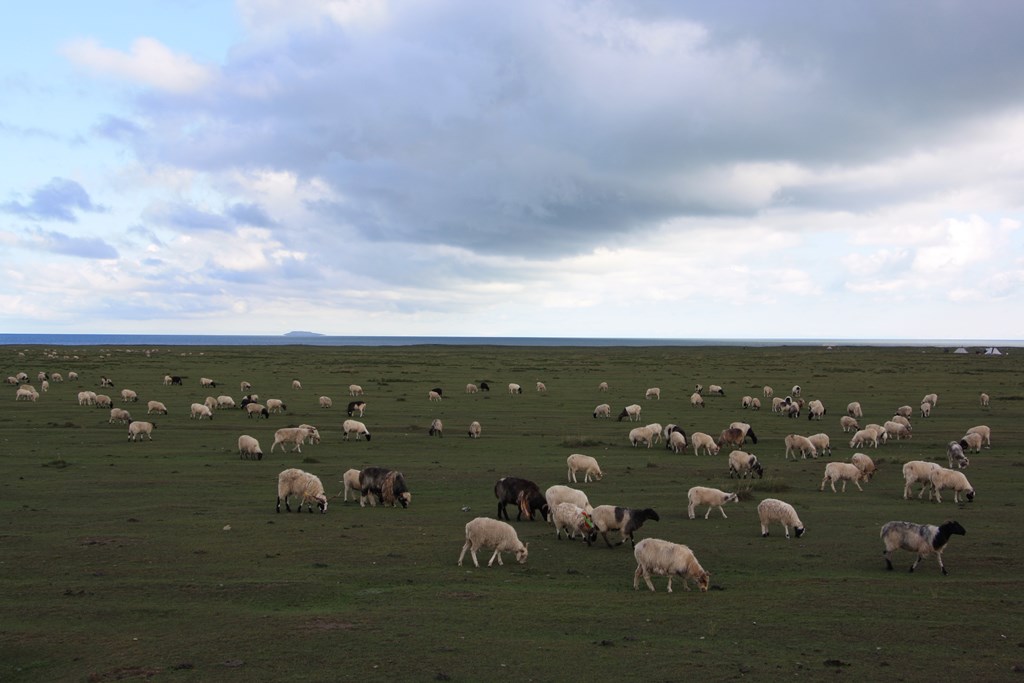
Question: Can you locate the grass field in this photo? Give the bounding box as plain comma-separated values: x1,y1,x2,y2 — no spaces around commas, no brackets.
1,343,1022,682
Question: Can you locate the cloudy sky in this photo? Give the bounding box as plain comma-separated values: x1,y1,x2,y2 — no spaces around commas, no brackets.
2,1,1023,340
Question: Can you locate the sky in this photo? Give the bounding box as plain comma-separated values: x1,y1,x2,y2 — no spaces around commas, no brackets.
2,0,1023,340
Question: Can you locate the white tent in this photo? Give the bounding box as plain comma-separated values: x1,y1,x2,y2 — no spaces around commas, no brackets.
953,347,968,354
985,347,1002,355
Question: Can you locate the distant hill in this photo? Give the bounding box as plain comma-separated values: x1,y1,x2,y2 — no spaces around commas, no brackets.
283,330,325,337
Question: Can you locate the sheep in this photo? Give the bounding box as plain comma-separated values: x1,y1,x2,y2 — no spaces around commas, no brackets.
465,383,478,394
479,382,490,392
238,435,263,460
94,394,113,409
784,434,817,460
902,460,942,499
341,468,361,501
109,407,132,424
428,390,442,402
629,426,653,448
15,386,38,401
716,428,745,450
190,403,214,420
598,381,609,392
127,420,155,441
632,538,710,593
5,375,21,385
847,401,863,418
468,420,482,438
346,401,366,417
50,372,63,383
694,384,704,395
358,467,411,508
757,498,805,539
807,399,826,420
590,506,660,547
552,503,597,544
240,381,252,392
946,441,970,469
730,421,759,444
593,403,612,418
40,380,48,393
291,379,302,390
536,381,547,393
200,377,217,388
848,429,879,450
276,468,328,513
100,376,115,387
771,397,786,413
840,415,860,433
431,387,443,397
728,450,764,479
429,418,443,437
617,404,642,422
750,397,761,410
298,424,321,444
850,453,877,481
567,453,603,483
348,384,364,396
741,395,753,409
895,405,913,418
807,433,832,457
980,392,990,407
204,396,218,411
929,468,975,504
544,485,593,522
120,389,138,403
965,425,991,447
690,432,720,456
959,432,983,453
668,430,688,454
708,384,725,396
77,390,96,406
645,387,661,400
507,383,522,395
880,520,966,575
763,385,774,397
820,462,868,492
690,393,704,408
791,385,801,397
319,396,333,409
342,419,371,441
644,421,663,442
266,398,287,414
687,486,739,519
919,402,932,418
922,393,938,407
245,403,270,419
785,402,800,418
146,400,167,415
494,477,548,521
458,517,529,568
884,420,911,441
271,426,316,453
865,423,889,443
217,395,236,409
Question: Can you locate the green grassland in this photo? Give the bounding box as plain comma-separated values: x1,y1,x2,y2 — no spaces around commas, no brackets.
1,343,1022,682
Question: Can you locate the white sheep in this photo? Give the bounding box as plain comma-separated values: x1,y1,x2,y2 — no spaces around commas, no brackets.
349,384,364,396
771,397,786,413
204,396,218,411
507,383,522,395
708,384,725,396
880,520,966,575
645,387,661,400
240,381,252,392
429,418,443,437
266,398,287,414
238,434,263,460
750,397,761,410
959,432,983,453
763,385,774,397
319,396,333,408
846,401,863,418
127,420,154,441
341,468,362,502
807,433,831,457
791,385,801,397
292,379,302,390
428,390,442,402
807,399,826,420
690,393,704,408
276,468,328,513
465,383,478,394
536,381,547,393
342,419,371,441
965,425,991,447
552,502,597,544
190,403,214,420
929,468,975,504
840,416,860,433
895,405,913,418
598,381,609,392
690,432,719,456
757,498,805,539
979,392,990,407
618,404,642,421
94,394,113,408
920,402,932,418
15,386,38,401
271,426,316,453
217,395,236,409
566,453,603,483
468,420,482,438
593,403,612,418
68,371,79,381
784,434,817,460
458,517,529,567
297,424,321,444
50,372,63,383
40,380,49,393
883,420,911,441
728,450,764,479
820,462,867,492
544,485,593,522
200,377,217,388
668,430,688,454
77,390,96,406
850,453,877,481
109,407,132,424
686,486,739,519
922,393,938,407
120,389,138,402
146,400,168,415
632,538,710,593
946,441,970,469
245,403,269,419
741,395,753,409
902,460,941,500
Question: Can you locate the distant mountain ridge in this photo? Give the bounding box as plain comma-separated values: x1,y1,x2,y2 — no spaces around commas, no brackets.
283,330,325,337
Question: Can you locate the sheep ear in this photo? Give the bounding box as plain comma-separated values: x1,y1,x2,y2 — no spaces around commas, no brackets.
523,542,529,549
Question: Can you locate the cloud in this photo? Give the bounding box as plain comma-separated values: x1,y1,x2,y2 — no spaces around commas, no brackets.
226,202,277,227
62,37,215,94
22,228,118,259
1,177,106,222
145,201,231,231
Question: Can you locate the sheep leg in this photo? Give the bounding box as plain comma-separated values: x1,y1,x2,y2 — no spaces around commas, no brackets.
839,480,845,493
883,551,894,571
718,506,728,519
910,555,922,573
488,549,503,567
937,553,948,576
854,480,863,492
457,541,472,567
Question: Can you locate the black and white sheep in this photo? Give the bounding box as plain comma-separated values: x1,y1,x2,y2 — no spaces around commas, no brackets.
617,404,642,421
728,450,764,479
880,520,965,575
342,419,371,441
428,418,443,437
590,505,660,547
946,441,970,469
346,400,366,417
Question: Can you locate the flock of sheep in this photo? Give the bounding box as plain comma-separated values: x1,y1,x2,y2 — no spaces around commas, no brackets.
7,362,991,591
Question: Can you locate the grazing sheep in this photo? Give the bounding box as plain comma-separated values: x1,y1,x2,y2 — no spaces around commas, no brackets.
536,381,547,393
319,396,333,409
346,401,366,417
763,385,774,397
920,402,932,418
348,384,364,396
741,395,753,409
94,394,113,409
357,467,411,508
895,405,913,418
784,434,817,460
728,421,758,444
204,396,218,411
632,538,710,593
884,420,911,441
791,385,801,397
807,433,832,457
598,381,609,392
850,453,877,481
15,386,38,401
757,498,805,539
216,395,236,409
728,450,764,479
298,424,321,445
342,419,371,441
849,428,880,449
431,387,443,397
465,383,478,394
690,432,720,456
840,416,860,433
40,380,48,393
276,468,328,513
965,425,991,447
750,397,761,410
468,421,482,438
479,382,490,392
880,520,965,575
593,403,612,418
429,418,444,437
617,404,642,422
50,372,63,383
629,426,653,448
341,469,361,502
785,402,801,418
644,421,663,442
494,477,548,521
645,387,661,400
552,503,597,544
245,403,270,419
669,430,688,454
100,376,115,388
271,426,316,453
266,398,287,414
199,377,216,388
902,461,942,500
544,485,593,521
979,392,990,407
771,397,786,413
929,468,975,504
922,393,938,407
847,401,863,418
807,400,826,420
591,506,660,547
820,462,868,492
708,385,725,396
146,400,168,415
68,371,79,381
959,432,984,453
190,403,214,420
694,384,704,395
127,420,155,441
687,487,739,520
240,381,252,392
690,392,704,408
109,407,132,424
507,383,522,395
567,453,603,483
716,428,745,450
77,390,96,406
946,442,970,469
428,390,442,402
458,517,528,568
238,435,263,460
292,379,302,390
120,389,138,403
